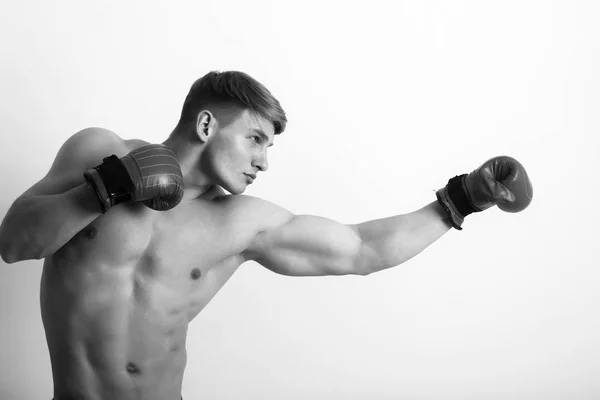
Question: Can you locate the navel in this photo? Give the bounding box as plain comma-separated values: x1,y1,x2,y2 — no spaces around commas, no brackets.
190,268,202,280
126,362,141,375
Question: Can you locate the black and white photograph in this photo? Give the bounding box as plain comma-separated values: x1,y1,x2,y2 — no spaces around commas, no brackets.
0,1,597,399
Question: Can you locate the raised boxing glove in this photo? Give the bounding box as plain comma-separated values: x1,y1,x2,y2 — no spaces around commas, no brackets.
436,156,533,230
84,144,184,213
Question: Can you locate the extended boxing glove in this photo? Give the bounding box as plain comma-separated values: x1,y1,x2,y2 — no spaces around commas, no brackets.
84,144,185,213
436,156,533,230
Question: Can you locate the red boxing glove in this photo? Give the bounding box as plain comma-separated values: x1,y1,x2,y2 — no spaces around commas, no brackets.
436,156,533,230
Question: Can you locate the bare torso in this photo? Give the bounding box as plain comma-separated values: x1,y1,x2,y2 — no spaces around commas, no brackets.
40,139,261,400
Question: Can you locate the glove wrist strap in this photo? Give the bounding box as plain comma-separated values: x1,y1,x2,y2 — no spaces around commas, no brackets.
84,168,111,213
436,174,480,230
84,155,135,213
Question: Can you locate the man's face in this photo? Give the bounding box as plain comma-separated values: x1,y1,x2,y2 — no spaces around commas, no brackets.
202,109,275,195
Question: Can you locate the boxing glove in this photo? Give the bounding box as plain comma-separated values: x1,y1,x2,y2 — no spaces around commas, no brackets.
84,144,185,213
436,156,533,230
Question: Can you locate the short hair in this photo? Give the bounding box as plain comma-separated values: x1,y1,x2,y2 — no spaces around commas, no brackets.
179,71,287,135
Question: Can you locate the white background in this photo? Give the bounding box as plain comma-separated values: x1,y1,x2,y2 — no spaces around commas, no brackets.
1,1,598,399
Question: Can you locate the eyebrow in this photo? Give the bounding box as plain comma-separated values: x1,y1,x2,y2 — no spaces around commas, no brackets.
250,128,274,147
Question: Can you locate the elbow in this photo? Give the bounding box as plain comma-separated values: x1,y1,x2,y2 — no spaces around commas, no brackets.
1,251,24,264
355,264,376,276
0,233,15,263
0,242,20,264
351,241,380,276
0,210,49,264
352,249,406,277
1,248,46,264
0,238,47,264
0,250,15,264
351,231,406,276
349,257,375,276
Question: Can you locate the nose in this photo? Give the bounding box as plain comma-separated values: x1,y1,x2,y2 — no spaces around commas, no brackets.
252,149,269,172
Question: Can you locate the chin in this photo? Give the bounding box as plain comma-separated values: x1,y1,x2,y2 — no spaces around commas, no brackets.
228,187,246,195
220,181,246,195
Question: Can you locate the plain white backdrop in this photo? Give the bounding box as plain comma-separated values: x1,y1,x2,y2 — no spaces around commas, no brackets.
0,1,598,399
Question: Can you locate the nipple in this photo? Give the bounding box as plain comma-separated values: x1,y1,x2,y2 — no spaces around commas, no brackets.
190,268,202,280
126,362,141,375
85,227,97,239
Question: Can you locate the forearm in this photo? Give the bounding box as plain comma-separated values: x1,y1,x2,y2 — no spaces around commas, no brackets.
0,183,102,263
353,201,452,274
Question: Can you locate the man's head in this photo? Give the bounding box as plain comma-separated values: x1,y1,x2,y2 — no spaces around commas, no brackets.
177,70,287,136
173,71,287,195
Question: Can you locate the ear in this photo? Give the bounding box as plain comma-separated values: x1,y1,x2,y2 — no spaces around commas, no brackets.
195,110,216,143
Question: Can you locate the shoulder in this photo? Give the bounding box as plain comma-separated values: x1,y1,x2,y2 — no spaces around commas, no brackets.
68,127,148,151
214,195,295,260
213,194,295,233
54,127,154,167
56,127,134,171
63,127,125,150
19,128,130,199
52,127,127,165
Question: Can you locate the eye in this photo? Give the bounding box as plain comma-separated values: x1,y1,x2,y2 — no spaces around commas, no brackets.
251,136,261,144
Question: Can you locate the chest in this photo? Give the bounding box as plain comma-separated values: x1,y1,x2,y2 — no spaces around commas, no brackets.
59,199,253,277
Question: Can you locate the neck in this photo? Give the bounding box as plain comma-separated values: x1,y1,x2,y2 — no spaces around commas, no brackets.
162,132,215,200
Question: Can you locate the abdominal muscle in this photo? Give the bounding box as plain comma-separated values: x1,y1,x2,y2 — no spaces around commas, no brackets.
41,260,189,400
40,209,199,400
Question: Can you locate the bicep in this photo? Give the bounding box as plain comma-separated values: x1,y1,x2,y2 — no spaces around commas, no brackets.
19,127,122,199
246,214,365,277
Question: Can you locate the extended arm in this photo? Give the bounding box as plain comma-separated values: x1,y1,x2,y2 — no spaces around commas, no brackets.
245,156,532,277
245,201,451,276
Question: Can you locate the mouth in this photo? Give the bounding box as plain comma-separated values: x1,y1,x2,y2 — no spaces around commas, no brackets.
244,173,256,183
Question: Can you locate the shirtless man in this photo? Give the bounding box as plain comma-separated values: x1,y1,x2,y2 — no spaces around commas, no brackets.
0,70,533,400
